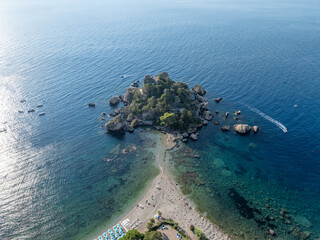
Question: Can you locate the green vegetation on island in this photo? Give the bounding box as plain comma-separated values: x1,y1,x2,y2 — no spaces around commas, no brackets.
106,72,213,141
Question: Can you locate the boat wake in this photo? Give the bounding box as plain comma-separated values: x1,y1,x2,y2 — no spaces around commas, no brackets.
245,105,288,133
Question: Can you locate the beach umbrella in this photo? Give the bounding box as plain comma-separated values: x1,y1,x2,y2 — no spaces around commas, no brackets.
105,237,109,240
111,237,115,240
103,233,107,237
113,226,117,231
99,236,103,240
117,224,121,228
115,234,119,237
119,227,123,231
119,230,123,234
108,229,112,234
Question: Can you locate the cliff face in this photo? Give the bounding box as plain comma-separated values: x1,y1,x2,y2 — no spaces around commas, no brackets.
106,72,212,136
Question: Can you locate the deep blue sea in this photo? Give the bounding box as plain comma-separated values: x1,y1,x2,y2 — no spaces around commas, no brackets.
0,0,320,239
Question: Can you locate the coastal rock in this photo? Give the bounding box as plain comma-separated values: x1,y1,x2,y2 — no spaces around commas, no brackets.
130,81,139,88
126,113,134,122
102,112,107,116
196,94,206,103
123,88,137,104
214,121,220,125
182,132,189,138
177,134,184,141
125,125,135,133
192,85,206,96
109,96,120,105
253,126,259,133
160,72,169,78
182,138,188,143
201,102,209,110
131,119,139,128
189,133,198,141
215,110,219,114
214,97,223,103
221,125,230,131
106,116,125,134
203,120,208,125
233,124,251,134
88,103,95,107
203,111,213,121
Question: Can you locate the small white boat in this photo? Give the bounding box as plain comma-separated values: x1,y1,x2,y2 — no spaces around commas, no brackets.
28,109,35,113
39,112,45,116
37,104,43,107
18,110,24,113
0,128,7,133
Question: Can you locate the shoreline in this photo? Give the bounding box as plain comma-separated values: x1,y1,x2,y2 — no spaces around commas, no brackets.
92,132,231,240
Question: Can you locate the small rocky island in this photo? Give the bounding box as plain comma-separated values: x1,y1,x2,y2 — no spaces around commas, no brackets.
105,72,258,141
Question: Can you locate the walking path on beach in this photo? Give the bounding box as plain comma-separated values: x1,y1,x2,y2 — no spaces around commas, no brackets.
118,133,231,240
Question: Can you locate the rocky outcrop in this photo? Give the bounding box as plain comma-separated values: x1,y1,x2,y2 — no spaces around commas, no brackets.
123,88,137,104
203,120,208,125
192,85,206,96
253,126,259,133
126,113,134,122
130,81,139,88
182,132,189,138
109,96,120,105
189,133,198,141
201,102,209,110
203,111,213,121
233,124,251,134
106,116,125,134
214,98,222,103
125,124,134,133
131,119,139,128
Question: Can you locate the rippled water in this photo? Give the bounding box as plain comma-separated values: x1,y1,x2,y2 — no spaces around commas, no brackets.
0,0,319,239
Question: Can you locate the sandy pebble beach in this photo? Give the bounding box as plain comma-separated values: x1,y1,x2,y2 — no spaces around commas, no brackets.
118,133,231,240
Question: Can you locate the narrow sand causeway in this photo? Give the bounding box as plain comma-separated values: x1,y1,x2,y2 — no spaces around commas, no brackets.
119,133,231,240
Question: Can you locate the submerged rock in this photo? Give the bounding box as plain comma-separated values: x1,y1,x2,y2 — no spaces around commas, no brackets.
88,103,95,107
235,110,241,115
233,124,251,134
214,97,222,103
221,125,230,131
214,121,220,125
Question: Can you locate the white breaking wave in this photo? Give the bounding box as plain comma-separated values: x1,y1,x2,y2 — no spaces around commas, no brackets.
245,105,288,133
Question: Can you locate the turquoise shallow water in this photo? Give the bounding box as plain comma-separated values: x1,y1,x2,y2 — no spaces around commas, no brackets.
0,0,320,239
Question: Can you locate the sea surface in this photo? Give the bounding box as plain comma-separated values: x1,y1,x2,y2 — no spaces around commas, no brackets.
0,0,320,239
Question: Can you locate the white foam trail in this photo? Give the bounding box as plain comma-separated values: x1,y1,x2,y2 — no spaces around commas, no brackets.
245,105,288,133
